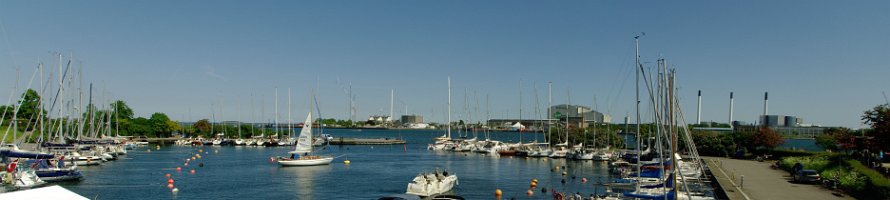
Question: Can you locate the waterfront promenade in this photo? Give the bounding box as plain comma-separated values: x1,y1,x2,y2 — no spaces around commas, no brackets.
705,157,854,200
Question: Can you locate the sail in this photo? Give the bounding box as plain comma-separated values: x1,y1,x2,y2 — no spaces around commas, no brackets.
292,112,313,154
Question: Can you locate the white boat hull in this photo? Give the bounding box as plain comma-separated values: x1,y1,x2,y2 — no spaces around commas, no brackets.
277,157,333,166
406,173,458,197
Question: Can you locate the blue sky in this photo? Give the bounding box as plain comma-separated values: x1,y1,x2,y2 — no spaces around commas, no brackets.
0,1,887,128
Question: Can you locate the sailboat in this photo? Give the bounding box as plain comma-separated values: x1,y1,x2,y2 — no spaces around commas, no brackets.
428,76,454,151
277,111,333,166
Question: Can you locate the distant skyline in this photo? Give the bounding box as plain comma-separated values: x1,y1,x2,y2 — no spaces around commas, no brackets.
0,1,888,128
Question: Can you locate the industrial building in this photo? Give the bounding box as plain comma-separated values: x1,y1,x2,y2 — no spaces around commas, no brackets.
400,115,423,124
548,104,611,123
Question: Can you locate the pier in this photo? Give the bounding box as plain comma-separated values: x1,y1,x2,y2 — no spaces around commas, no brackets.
329,137,406,145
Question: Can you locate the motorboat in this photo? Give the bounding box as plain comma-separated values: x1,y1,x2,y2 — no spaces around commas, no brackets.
405,170,458,197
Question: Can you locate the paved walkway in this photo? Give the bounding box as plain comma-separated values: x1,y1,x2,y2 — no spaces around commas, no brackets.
704,157,854,200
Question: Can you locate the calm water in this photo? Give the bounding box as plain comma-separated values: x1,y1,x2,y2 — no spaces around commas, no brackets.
57,129,617,199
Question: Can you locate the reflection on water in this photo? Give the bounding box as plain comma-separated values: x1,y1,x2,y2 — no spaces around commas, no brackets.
276,165,332,199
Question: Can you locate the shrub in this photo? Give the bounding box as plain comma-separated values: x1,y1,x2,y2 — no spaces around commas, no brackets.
846,159,890,198
781,155,830,172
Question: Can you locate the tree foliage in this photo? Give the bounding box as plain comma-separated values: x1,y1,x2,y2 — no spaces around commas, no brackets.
194,119,211,134
816,127,854,151
753,127,784,149
150,112,172,137
863,104,890,151
111,100,134,120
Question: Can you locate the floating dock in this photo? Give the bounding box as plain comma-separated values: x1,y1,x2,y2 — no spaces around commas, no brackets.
329,137,406,145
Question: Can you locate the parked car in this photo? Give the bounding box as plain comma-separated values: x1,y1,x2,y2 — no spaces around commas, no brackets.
793,169,822,183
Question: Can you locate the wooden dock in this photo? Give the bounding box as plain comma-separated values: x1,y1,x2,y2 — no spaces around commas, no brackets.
329,137,406,145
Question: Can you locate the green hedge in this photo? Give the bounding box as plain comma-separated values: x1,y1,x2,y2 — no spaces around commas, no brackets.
769,149,818,159
780,155,831,172
846,159,890,199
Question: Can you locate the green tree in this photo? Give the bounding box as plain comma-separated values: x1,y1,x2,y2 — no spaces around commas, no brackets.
816,127,853,151
194,119,211,134
127,117,155,136
111,100,134,119
150,112,172,137
18,89,44,121
863,104,890,151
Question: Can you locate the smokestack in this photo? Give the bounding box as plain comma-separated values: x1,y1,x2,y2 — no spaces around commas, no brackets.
696,90,702,124
729,92,734,127
763,92,769,116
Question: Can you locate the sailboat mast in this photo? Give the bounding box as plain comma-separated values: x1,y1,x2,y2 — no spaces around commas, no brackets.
518,79,522,144
288,88,292,139
447,76,452,139
634,34,643,190
390,89,394,127
547,81,552,147
275,87,279,139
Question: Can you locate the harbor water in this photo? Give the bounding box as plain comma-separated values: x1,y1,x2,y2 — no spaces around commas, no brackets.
57,129,619,199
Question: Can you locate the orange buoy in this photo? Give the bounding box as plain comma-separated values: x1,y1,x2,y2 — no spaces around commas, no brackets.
167,183,174,188
176,167,182,171
198,149,203,153
165,173,171,178
530,181,538,187
527,189,534,196
189,169,196,174
532,179,538,183
495,189,503,197
581,178,588,183
168,179,174,184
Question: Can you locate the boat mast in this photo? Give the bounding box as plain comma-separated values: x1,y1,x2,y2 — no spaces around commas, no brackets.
634,34,642,191
275,87,279,139
547,81,552,147
447,76,452,139
390,89,394,128
518,79,522,144
288,88,292,139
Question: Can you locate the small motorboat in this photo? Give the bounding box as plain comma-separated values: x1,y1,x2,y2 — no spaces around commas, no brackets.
406,170,458,197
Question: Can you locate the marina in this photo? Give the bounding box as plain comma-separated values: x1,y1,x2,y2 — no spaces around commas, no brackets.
1,1,888,199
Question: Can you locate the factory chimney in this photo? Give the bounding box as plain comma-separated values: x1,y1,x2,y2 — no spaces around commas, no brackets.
729,92,734,128
696,90,702,125
763,92,769,116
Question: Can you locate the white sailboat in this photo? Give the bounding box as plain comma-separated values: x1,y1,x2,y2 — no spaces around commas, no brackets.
277,111,333,166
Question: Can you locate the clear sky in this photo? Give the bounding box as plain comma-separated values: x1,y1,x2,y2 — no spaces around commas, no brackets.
0,1,887,128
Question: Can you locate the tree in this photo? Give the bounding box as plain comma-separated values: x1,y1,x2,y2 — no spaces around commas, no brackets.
752,127,784,150
194,119,211,134
167,120,182,135
863,104,890,151
111,100,134,119
816,127,853,151
691,130,728,156
127,117,155,136
150,112,172,137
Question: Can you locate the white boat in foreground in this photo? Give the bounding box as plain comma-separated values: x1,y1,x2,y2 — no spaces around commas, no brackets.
278,111,333,166
406,170,458,197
